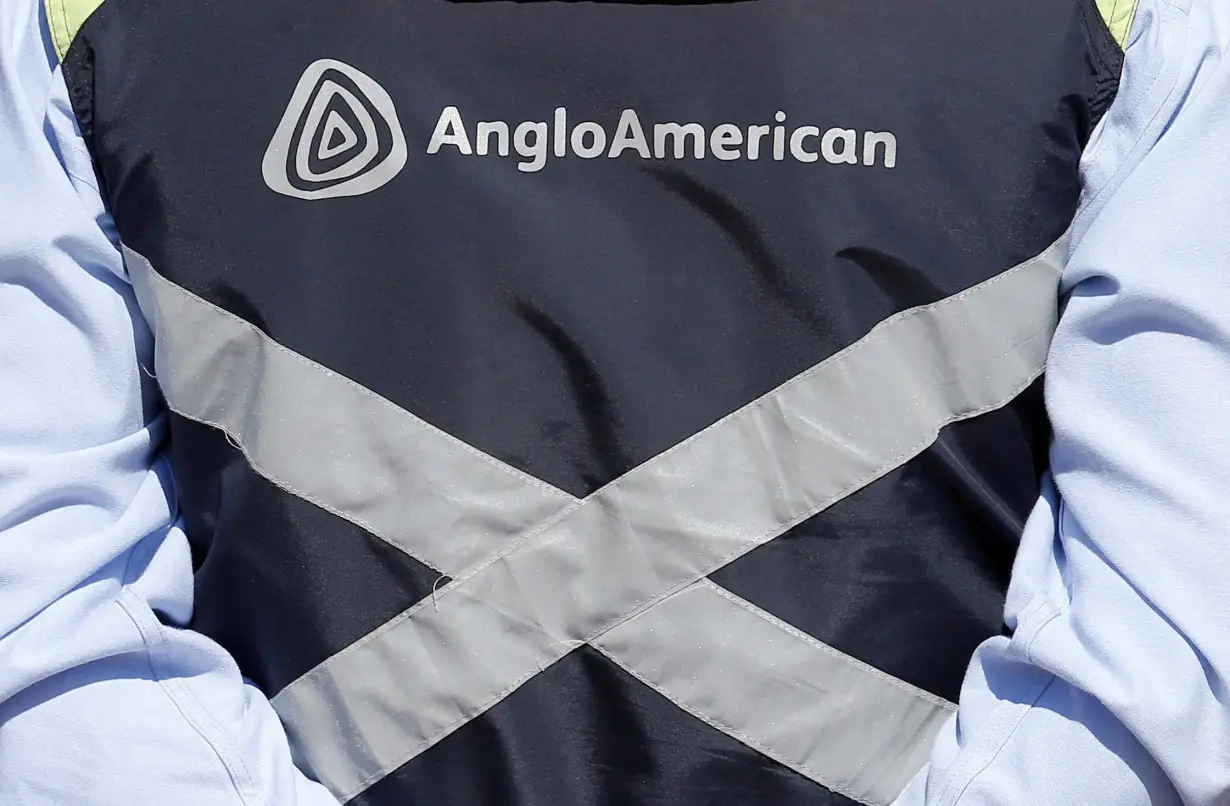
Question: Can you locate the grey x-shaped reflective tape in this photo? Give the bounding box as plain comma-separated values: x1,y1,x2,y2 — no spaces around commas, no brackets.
126,233,1064,805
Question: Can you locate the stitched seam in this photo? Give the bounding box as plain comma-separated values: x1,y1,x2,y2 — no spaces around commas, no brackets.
58,137,102,193
62,163,101,194
940,676,1060,806
115,587,266,806
1020,599,1064,659
930,603,1063,806
1126,0,1141,37
1011,594,1057,644
930,678,1042,805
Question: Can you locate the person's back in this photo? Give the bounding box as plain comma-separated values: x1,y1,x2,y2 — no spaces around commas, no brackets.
5,1,1230,804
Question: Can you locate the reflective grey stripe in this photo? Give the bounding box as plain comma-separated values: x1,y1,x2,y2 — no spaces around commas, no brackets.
124,246,574,577
593,579,955,806
272,234,1066,802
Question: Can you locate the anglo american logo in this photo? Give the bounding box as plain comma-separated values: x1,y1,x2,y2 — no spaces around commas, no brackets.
426,107,897,174
263,59,409,200
264,59,898,200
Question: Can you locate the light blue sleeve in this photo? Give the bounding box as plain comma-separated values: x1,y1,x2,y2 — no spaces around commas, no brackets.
895,0,1230,803
0,2,339,803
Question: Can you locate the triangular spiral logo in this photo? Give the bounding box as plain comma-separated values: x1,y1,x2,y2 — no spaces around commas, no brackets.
262,59,408,200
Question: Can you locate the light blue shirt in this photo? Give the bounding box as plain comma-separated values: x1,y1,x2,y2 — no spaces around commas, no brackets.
1,0,1226,802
